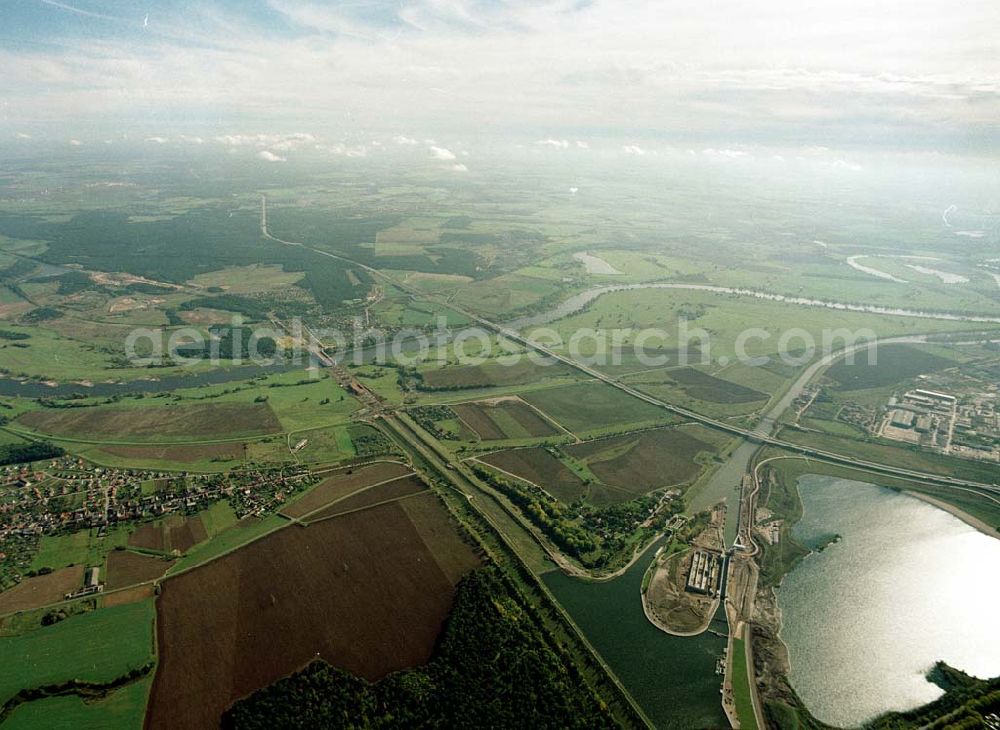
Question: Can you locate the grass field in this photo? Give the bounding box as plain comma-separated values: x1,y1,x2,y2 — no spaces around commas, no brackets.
452,398,561,441
0,675,151,730
29,525,131,573
478,447,587,504
146,493,480,730
520,382,676,435
0,600,155,705
731,638,759,730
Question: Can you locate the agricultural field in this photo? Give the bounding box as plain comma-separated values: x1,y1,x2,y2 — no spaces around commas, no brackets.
565,426,729,504
128,514,208,554
0,566,84,615
661,367,768,404
279,461,413,519
146,492,480,729
0,675,152,730
824,343,958,391
15,402,281,441
305,474,428,522
0,600,155,718
87,442,244,471
419,357,573,390
478,447,588,504
451,397,562,441
520,381,677,435
104,551,176,591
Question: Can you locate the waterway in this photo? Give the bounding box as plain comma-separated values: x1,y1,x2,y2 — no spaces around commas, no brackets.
543,538,729,729
778,475,1000,727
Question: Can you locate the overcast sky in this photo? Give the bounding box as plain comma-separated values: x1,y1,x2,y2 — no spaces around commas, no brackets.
2,0,998,154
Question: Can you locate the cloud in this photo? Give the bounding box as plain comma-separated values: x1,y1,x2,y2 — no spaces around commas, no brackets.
179,135,204,144
15,132,31,139
256,150,286,162
575,140,589,149
393,135,419,145
316,143,367,157
448,163,469,172
4,0,998,153
144,136,169,144
702,148,749,159
68,139,82,146
536,139,570,148
429,145,456,160
622,145,645,155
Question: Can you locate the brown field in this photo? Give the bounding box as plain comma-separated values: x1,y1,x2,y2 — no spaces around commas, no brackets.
0,566,84,615
452,399,559,441
565,427,718,502
102,584,155,608
145,493,480,730
128,514,208,554
280,461,412,519
105,550,175,591
99,442,243,464
306,475,427,522
17,402,281,439
479,447,587,504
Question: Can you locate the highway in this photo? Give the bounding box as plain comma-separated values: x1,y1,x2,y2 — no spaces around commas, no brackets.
259,195,1000,496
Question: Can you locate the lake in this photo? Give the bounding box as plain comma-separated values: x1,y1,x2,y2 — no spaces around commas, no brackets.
778,475,1000,727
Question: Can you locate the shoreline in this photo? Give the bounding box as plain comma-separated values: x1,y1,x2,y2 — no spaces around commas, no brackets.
906,491,999,540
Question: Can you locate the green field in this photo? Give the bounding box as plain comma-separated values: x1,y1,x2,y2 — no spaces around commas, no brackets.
1,676,151,730
0,600,154,705
520,382,676,435
30,526,131,573
731,638,758,730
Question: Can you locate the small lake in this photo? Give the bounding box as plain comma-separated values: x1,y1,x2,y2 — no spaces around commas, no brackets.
543,538,729,729
778,475,1000,727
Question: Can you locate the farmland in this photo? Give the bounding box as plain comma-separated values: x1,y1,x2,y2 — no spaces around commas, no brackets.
452,398,562,441
520,382,676,435
479,447,588,504
279,461,412,519
15,402,281,441
146,493,480,729
105,551,176,591
128,514,208,554
0,600,155,711
565,426,728,503
824,343,957,391
663,367,768,404
420,358,573,389
306,474,428,522
0,566,83,615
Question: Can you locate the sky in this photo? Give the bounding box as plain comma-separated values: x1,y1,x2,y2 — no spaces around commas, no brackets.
1,0,998,155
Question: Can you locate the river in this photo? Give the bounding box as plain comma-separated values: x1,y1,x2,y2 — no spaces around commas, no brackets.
507,282,1000,330
778,475,1000,727
543,538,730,729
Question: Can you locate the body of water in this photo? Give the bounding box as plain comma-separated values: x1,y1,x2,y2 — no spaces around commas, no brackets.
778,475,1000,727
543,539,729,729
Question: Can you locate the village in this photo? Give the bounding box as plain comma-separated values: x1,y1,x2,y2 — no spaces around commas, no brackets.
0,456,320,591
